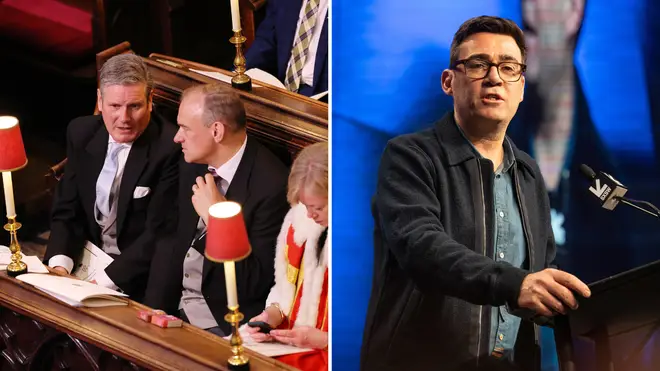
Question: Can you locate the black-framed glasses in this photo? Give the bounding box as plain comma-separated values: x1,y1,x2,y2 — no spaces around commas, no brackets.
452,58,526,82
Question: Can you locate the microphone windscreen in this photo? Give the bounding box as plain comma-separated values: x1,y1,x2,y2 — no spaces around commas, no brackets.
579,164,596,180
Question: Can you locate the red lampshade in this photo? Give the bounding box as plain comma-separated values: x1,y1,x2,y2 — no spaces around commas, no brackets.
205,201,251,262
0,116,27,172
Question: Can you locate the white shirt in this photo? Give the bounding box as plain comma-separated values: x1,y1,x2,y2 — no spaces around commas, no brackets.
48,135,133,291
297,0,329,86
179,137,247,329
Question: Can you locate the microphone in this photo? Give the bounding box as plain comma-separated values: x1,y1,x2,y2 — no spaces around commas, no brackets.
579,164,660,219
578,164,628,210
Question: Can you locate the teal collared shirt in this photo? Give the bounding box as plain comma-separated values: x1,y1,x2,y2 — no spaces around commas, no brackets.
456,124,527,355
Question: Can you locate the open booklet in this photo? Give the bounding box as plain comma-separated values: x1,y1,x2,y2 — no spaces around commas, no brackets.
17,273,128,307
225,325,314,357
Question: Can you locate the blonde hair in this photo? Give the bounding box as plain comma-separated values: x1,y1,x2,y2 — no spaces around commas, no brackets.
287,142,328,205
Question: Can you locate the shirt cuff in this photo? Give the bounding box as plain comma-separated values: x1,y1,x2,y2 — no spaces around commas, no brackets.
95,268,119,291
48,255,74,274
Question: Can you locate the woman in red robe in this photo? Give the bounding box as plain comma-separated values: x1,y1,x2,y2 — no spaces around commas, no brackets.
246,142,328,371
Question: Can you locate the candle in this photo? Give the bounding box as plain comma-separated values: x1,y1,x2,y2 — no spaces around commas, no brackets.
224,261,238,308
2,172,15,218
230,0,241,32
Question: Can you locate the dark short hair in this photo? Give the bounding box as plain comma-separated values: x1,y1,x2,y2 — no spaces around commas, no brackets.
450,16,527,67
182,83,246,132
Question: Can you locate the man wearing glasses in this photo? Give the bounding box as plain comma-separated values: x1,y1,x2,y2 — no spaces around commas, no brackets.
361,16,591,371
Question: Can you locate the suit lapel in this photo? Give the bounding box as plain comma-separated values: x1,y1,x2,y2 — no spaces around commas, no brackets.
182,163,211,249
202,137,257,283
82,121,109,241
312,15,328,90
278,0,303,80
115,123,154,236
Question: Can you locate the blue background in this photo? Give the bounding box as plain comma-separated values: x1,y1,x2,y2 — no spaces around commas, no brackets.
332,0,660,370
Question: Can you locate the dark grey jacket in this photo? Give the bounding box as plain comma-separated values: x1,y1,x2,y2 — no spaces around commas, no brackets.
361,112,556,371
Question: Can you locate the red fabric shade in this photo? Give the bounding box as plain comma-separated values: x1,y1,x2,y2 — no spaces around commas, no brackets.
0,116,27,172
205,201,251,262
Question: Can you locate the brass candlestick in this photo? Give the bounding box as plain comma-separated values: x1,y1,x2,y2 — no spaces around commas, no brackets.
225,306,250,370
4,216,26,277
229,30,252,91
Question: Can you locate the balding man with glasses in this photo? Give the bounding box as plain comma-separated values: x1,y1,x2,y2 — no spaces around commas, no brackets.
361,16,591,371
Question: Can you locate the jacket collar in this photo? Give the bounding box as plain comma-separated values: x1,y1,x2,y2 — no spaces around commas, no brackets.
433,111,537,177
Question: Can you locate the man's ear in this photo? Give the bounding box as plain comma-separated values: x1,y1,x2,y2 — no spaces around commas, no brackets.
441,69,454,96
147,89,154,112
212,121,226,143
520,75,526,102
96,88,103,113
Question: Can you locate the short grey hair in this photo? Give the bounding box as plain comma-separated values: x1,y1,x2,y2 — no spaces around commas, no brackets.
99,54,153,98
181,83,246,131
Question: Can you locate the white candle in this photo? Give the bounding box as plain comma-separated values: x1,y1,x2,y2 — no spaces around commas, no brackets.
230,0,241,32
224,261,238,308
2,172,15,218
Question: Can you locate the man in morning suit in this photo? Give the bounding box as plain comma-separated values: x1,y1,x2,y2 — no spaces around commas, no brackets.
144,84,289,336
361,16,592,371
245,0,328,97
45,54,180,300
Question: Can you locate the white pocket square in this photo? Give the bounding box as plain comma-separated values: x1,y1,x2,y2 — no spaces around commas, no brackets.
133,186,151,199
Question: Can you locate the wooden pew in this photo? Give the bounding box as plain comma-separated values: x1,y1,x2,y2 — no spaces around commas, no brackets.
145,52,328,164
0,271,298,370
26,43,327,371
0,0,107,77
240,0,268,49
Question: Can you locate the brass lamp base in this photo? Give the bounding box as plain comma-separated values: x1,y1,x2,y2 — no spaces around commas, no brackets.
225,306,250,370
4,217,27,277
230,31,252,92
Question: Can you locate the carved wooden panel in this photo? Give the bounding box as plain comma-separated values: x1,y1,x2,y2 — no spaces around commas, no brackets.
0,272,298,371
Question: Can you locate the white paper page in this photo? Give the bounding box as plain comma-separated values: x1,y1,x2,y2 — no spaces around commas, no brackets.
310,91,329,100
226,325,314,357
245,68,285,89
17,274,128,304
72,241,114,282
188,69,262,89
0,246,50,273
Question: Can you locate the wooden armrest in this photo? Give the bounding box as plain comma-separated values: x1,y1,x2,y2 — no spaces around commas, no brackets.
47,158,68,183
240,0,267,11
96,41,132,79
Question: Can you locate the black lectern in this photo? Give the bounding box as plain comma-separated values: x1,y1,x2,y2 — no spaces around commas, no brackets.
554,259,660,371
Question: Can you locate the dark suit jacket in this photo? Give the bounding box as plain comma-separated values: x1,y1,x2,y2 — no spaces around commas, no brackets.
144,136,289,334
44,112,180,299
245,0,328,96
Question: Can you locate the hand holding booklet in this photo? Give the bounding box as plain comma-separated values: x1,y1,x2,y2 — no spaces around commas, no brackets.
17,273,128,308
72,241,114,282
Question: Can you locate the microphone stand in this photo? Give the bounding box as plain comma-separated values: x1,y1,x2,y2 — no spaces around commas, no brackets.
615,197,660,219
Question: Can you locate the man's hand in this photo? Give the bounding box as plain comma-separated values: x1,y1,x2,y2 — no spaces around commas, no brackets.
191,173,225,224
51,266,69,276
518,268,591,317
270,326,328,350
